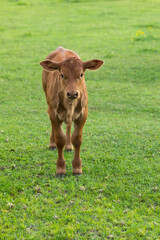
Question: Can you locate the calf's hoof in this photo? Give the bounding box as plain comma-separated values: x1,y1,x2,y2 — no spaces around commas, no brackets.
56,168,66,177
49,143,56,150
73,168,82,175
56,173,66,178
65,149,73,152
73,173,82,176
65,144,73,152
49,147,56,151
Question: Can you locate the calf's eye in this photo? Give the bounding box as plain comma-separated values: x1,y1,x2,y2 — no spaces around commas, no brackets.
61,74,64,78
80,73,83,77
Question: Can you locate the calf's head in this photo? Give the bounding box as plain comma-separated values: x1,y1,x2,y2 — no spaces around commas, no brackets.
40,57,103,100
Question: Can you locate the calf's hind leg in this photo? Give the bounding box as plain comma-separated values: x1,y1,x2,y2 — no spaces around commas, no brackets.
65,124,73,151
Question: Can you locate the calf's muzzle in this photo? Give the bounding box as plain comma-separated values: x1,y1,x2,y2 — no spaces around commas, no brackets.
67,91,79,100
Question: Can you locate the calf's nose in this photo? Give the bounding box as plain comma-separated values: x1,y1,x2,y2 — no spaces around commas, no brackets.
67,91,78,100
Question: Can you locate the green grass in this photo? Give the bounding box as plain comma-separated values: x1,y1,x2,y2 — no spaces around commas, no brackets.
0,0,160,239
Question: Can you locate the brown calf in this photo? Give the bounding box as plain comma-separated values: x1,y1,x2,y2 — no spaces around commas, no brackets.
40,47,103,176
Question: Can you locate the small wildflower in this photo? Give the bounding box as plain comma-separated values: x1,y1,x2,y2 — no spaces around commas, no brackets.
136,30,144,36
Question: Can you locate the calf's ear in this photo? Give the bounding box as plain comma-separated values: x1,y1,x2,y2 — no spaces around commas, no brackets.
40,59,60,72
83,59,104,71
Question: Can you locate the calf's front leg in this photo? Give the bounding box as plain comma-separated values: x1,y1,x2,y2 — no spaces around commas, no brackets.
52,120,66,176
72,110,87,175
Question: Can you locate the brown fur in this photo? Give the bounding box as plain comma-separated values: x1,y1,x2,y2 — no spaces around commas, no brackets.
40,47,103,175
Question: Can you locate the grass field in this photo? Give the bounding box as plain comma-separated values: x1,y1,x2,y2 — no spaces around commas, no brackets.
0,0,160,239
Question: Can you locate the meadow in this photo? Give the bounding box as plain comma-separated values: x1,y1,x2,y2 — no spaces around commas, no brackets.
0,0,160,239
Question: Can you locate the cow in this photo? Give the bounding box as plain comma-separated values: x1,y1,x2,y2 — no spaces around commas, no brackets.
40,47,103,176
